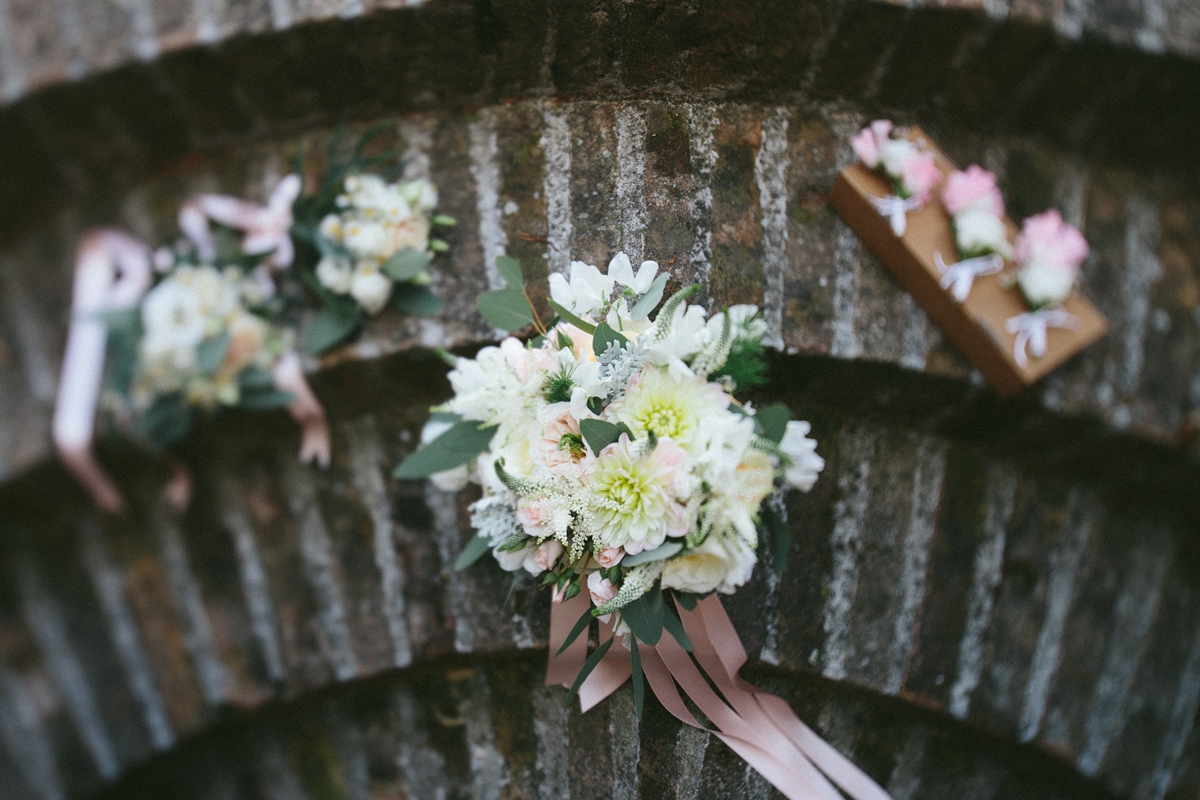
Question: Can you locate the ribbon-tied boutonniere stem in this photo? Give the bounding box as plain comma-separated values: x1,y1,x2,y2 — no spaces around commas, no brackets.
871,194,924,237
934,251,1004,303
1005,306,1079,369
53,230,153,513
178,174,302,270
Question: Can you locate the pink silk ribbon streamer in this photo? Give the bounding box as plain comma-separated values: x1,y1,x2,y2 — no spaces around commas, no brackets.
272,351,332,468
53,230,153,513
178,174,301,270
1005,305,1079,368
545,596,892,800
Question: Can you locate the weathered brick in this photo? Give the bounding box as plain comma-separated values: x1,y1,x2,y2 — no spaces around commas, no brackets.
707,106,764,308
567,102,621,266
641,103,694,279
808,1,909,101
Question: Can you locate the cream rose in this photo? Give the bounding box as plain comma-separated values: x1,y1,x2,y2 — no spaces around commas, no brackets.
661,534,756,595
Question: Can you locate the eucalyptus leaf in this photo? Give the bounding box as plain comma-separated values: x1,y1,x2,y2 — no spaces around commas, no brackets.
393,420,498,479
453,534,491,571
629,273,669,320
432,214,458,227
391,284,444,316
495,255,524,288
195,331,230,376
761,505,792,572
580,418,624,456
566,636,615,708
380,247,429,282
755,403,790,444
238,389,296,410
556,605,596,656
238,365,276,390
621,584,664,645
546,298,597,334
662,607,693,652
304,302,363,355
593,321,626,356
135,393,194,452
673,591,698,611
478,288,536,331
621,541,683,567
630,637,645,720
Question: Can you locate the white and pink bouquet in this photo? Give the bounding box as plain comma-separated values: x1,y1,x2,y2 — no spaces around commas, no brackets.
1004,210,1090,367
397,253,890,800
935,165,1011,302
852,119,943,236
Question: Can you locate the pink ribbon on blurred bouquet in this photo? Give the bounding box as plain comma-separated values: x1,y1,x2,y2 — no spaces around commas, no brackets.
178,174,302,270
53,176,329,513
547,594,892,800
1005,306,1079,368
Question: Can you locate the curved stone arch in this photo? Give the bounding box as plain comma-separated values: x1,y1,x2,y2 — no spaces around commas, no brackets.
0,2,1197,798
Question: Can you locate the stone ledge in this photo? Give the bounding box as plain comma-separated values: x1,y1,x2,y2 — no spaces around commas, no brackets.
0,349,1194,798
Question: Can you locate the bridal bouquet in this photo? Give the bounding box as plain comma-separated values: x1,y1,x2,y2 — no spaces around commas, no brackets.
396,254,888,800
852,120,942,236
290,124,455,355
398,252,823,672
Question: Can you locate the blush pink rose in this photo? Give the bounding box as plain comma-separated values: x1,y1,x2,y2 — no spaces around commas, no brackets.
900,152,943,203
587,571,618,607
851,120,893,168
517,499,553,538
595,546,625,568
942,165,1004,217
533,539,564,572
538,405,585,473
1015,210,1089,271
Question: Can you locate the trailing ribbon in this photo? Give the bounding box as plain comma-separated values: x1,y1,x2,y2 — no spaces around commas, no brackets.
1005,305,1079,368
178,174,302,270
546,596,892,800
53,224,330,513
871,194,924,237
934,251,1004,303
53,230,153,513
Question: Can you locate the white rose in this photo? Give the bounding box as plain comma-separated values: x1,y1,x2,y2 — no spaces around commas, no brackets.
316,257,353,294
344,220,390,259
878,137,917,178
494,541,537,573
661,534,756,595
420,420,470,492
319,214,343,241
1017,262,1076,308
350,265,393,314
954,208,1012,259
140,277,206,366
779,420,824,492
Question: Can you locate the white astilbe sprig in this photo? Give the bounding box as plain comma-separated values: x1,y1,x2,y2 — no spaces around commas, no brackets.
469,495,522,546
494,459,596,557
592,561,665,615
691,311,733,378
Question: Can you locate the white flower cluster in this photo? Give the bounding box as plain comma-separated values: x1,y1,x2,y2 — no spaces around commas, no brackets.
134,264,288,410
424,253,824,617
316,175,439,314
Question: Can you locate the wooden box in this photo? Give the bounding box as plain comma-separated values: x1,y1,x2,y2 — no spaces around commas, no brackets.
828,129,1107,396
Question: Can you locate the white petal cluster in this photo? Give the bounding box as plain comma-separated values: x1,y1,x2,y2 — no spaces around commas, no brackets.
316,175,440,314
428,251,825,605
134,264,288,410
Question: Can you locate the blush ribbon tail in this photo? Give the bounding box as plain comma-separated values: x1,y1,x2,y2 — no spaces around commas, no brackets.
546,598,633,711
52,229,153,513
870,194,923,237
545,595,892,800
1004,306,1079,368
178,174,301,270
272,351,332,468
935,251,1004,303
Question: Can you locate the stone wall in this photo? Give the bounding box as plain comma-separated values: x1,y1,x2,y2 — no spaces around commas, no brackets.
0,2,1198,799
